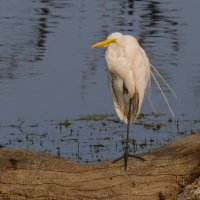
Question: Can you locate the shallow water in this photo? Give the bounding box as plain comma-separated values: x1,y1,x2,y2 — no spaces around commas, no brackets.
0,0,200,162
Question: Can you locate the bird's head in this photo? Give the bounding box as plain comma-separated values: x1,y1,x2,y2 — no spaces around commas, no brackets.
91,32,125,48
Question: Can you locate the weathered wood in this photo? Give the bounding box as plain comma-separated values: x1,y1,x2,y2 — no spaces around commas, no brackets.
0,132,200,200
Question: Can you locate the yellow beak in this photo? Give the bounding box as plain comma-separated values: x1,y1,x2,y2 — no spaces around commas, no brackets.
91,38,116,48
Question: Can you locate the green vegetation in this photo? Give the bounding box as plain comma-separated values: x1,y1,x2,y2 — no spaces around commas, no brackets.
137,112,164,119
76,114,107,121
135,121,163,131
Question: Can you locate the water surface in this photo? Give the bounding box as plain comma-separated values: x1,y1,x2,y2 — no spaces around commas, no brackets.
0,0,200,162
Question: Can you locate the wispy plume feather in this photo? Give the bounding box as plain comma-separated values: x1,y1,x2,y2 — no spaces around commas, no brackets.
150,67,176,120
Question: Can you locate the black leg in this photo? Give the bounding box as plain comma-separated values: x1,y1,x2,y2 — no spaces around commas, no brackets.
113,98,145,170
124,98,132,170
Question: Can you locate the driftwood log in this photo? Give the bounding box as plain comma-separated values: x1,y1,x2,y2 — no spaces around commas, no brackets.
0,132,200,200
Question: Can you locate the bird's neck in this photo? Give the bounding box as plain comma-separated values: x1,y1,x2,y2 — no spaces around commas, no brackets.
107,45,125,58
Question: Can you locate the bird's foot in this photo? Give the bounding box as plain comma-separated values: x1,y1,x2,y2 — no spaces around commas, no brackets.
113,152,146,170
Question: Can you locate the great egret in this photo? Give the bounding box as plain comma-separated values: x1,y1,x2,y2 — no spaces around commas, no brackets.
91,32,175,170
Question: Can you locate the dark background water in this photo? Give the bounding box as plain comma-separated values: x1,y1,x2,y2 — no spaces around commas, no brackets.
0,0,200,162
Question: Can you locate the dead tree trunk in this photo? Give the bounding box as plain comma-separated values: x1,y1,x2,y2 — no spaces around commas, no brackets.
0,132,200,200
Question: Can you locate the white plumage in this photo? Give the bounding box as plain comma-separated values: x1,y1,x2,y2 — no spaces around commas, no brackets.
104,32,150,124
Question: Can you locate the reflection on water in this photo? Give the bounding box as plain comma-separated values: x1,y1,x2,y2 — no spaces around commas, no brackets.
0,0,70,80
138,1,179,50
0,0,200,162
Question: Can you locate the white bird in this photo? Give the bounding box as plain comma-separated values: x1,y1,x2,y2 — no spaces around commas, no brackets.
91,32,175,170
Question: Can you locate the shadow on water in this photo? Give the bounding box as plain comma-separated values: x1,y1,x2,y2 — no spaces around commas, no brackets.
0,0,200,163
